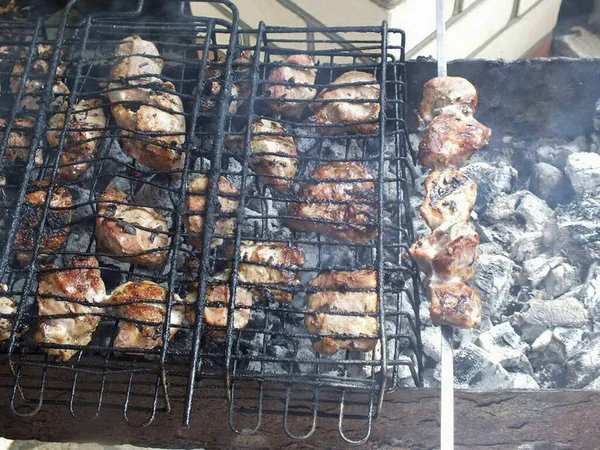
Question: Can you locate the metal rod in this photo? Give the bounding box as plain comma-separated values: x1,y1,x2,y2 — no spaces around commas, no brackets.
436,2,453,449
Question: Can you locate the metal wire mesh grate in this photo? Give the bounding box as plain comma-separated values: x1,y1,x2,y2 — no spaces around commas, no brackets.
0,0,422,443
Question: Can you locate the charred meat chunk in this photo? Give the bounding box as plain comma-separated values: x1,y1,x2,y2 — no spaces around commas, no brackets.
418,113,491,170
15,181,72,265
35,257,106,361
96,186,169,268
309,71,380,135
184,174,239,249
420,168,477,230
419,76,478,126
428,280,482,329
107,281,184,350
0,284,17,342
287,162,377,243
305,270,378,355
225,118,298,191
265,54,317,119
408,222,479,281
47,98,107,181
0,117,43,166
238,241,305,303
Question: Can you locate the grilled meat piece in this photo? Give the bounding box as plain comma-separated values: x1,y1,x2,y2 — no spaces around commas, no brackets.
10,44,69,111
108,36,185,177
198,51,253,115
185,272,253,336
0,284,16,342
238,241,305,303
305,270,378,355
419,76,478,126
184,174,239,249
15,181,72,265
96,186,169,268
309,71,380,135
419,113,491,170
0,117,43,166
265,54,317,119
35,257,106,361
107,281,184,350
110,81,185,176
109,35,164,91
428,280,481,328
408,222,479,281
225,118,298,191
47,98,107,181
287,162,377,243
420,168,477,230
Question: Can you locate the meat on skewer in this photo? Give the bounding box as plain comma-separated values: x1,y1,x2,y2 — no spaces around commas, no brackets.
15,181,72,265
309,71,380,135
0,117,43,166
107,281,184,350
419,76,478,126
418,113,491,170
287,161,378,243
305,270,378,355
428,279,482,329
409,222,479,281
238,241,305,303
47,98,107,181
96,186,169,268
184,174,239,249
35,256,106,361
420,168,477,230
265,54,317,119
225,118,298,191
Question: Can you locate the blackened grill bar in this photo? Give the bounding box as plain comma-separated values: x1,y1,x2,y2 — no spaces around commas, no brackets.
0,0,422,444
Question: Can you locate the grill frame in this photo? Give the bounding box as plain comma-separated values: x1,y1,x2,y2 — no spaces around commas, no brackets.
0,0,422,443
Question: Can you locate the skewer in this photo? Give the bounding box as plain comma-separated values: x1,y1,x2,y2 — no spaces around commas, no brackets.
435,0,454,449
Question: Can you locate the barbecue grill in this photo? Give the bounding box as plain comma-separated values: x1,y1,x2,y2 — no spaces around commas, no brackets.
0,0,423,444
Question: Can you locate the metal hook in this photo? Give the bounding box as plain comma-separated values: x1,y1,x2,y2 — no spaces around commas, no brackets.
337,390,374,445
283,385,318,440
10,364,45,417
69,353,106,421
122,371,160,427
228,381,263,435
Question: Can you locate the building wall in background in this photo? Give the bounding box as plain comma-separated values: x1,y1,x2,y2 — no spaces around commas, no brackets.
191,0,563,59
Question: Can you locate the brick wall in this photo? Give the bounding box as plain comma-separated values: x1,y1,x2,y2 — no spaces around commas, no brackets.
191,0,563,59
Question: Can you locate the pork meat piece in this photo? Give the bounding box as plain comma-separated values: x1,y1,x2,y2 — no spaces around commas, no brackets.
47,98,107,181
265,54,317,119
408,222,479,281
184,174,239,249
185,271,253,336
428,279,482,328
107,281,184,350
238,241,305,303
305,270,378,355
15,181,72,265
0,117,43,166
109,35,164,91
287,161,377,243
309,71,380,135
420,168,477,230
35,256,106,361
419,76,478,126
96,186,169,268
225,118,298,191
418,113,491,170
0,284,16,342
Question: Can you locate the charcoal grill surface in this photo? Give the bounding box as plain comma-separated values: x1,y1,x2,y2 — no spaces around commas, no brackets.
0,0,421,443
